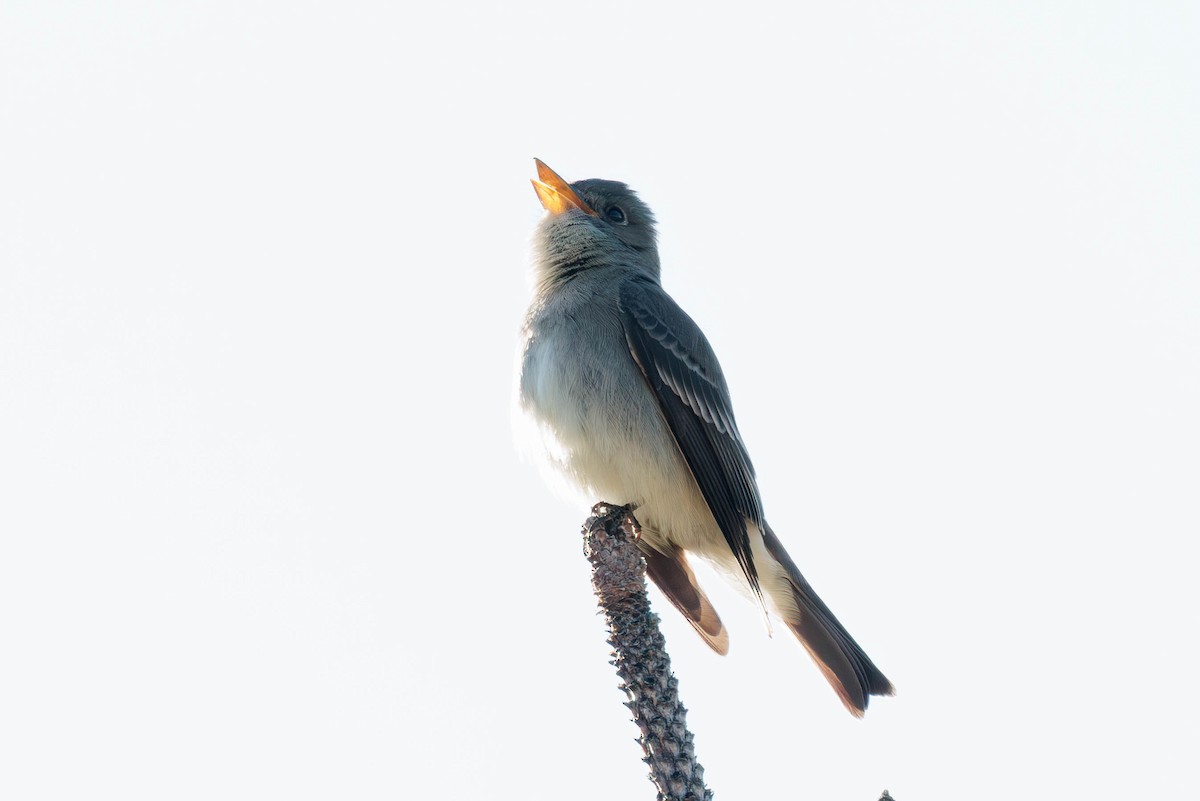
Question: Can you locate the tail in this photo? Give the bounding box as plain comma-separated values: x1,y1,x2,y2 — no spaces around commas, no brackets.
641,544,730,655
762,523,894,716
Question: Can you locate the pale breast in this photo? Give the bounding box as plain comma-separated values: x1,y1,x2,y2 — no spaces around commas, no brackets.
516,294,726,558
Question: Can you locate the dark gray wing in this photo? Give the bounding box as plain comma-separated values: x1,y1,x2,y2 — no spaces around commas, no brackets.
618,276,765,597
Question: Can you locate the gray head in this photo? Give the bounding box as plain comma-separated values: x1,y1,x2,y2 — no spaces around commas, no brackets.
531,159,660,287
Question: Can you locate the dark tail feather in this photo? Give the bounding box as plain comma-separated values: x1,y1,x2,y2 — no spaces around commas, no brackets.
642,544,730,655
763,524,894,716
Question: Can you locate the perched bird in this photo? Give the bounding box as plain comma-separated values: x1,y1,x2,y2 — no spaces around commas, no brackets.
515,159,893,716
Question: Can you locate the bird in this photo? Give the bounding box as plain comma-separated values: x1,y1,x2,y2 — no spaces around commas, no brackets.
514,159,893,716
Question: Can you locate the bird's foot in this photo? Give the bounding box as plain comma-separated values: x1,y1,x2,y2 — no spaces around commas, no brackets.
590,501,643,542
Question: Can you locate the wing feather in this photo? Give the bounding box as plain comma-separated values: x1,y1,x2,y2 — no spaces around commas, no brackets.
619,277,765,595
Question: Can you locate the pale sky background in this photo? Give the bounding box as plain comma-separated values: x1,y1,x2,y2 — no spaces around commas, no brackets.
2,2,1197,799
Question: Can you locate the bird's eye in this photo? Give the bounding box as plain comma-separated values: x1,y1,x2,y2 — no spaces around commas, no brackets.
606,206,627,225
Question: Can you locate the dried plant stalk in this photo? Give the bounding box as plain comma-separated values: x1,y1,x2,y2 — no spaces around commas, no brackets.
583,503,713,801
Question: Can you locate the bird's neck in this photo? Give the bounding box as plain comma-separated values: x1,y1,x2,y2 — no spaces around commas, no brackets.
532,241,661,293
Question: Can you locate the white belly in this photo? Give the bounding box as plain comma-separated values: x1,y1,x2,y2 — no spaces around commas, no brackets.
515,315,729,561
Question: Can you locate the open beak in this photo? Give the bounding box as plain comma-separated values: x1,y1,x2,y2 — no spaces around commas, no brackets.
531,159,597,216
